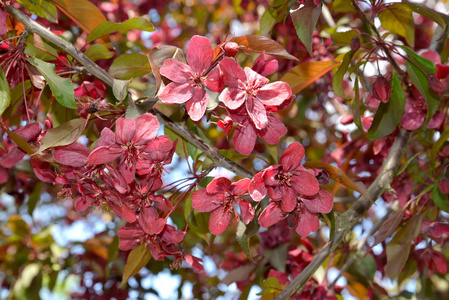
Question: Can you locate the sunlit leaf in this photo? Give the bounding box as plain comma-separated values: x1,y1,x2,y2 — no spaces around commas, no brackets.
378,4,415,47
0,67,11,117
331,30,359,47
86,17,154,44
36,118,87,153
17,0,58,23
368,72,405,140
304,161,370,200
24,33,58,61
290,0,321,56
281,61,340,94
27,57,77,109
120,243,151,288
333,50,354,99
109,54,151,80
84,44,113,61
400,45,436,74
50,0,106,34
231,35,298,60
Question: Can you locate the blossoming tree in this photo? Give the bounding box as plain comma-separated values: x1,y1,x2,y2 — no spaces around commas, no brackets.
1,0,449,298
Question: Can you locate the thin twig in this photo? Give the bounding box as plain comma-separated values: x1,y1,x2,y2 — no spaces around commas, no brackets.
5,5,254,179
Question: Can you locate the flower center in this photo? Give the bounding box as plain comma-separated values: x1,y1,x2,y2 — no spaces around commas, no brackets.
276,171,292,187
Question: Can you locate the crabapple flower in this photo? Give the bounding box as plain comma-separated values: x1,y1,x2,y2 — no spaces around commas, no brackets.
158,35,222,121
88,113,159,183
258,190,333,237
191,177,253,235
249,142,320,212
219,57,291,130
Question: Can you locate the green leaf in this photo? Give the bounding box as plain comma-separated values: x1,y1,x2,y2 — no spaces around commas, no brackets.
84,44,113,61
120,243,151,288
402,0,449,33
3,81,31,121
368,72,405,140
109,54,152,80
264,243,288,272
24,34,58,61
28,181,43,216
378,4,415,47
0,68,11,117
27,57,77,109
400,45,436,74
17,0,58,23
331,30,359,47
86,17,154,44
230,35,298,61
353,77,363,130
36,118,87,153
4,127,39,155
405,60,439,122
260,1,290,35
322,209,335,239
258,277,284,297
112,79,130,101
332,51,354,99
236,219,259,263
432,178,449,212
290,0,322,56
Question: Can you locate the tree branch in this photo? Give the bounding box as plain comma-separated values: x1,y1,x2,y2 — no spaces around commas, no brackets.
6,5,254,179
275,129,410,299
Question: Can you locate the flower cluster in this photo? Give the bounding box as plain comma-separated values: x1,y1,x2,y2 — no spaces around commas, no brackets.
159,35,292,155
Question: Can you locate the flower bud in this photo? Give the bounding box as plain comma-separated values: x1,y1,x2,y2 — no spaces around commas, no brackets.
223,42,239,57
429,76,446,96
350,37,360,52
340,114,353,125
373,76,391,103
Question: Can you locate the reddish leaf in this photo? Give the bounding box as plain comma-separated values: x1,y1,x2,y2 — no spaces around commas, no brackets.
281,61,340,94
304,161,370,200
230,35,298,61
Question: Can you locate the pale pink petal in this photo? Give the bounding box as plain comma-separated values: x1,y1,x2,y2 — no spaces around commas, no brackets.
209,208,232,235
159,82,193,104
302,189,333,214
258,203,284,228
116,118,136,145
187,36,212,75
204,67,223,92
88,145,122,165
258,116,287,144
238,200,254,224
231,178,251,196
244,67,269,88
184,254,204,272
249,172,267,201
206,177,231,194
257,81,291,106
294,208,320,237
219,57,246,88
290,170,319,197
133,113,159,145
253,52,278,76
160,58,194,82
185,86,209,121
246,96,268,130
279,142,305,171
219,87,247,110
233,122,257,155
191,189,222,212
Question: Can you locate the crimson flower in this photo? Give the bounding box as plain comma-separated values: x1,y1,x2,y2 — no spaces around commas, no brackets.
88,113,159,183
219,57,291,130
249,142,320,212
401,88,427,130
158,35,222,121
191,177,253,235
415,248,448,275
258,190,333,237
118,220,185,260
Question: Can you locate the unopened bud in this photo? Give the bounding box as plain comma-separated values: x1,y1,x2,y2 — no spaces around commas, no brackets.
340,114,354,125
350,37,360,52
439,177,449,195
373,76,391,103
223,42,239,57
429,76,446,96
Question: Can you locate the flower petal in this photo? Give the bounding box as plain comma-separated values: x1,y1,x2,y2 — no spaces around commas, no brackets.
244,67,269,88
239,200,254,224
159,82,193,104
96,127,116,148
161,224,186,243
185,86,209,121
294,208,319,237
219,87,247,110
191,189,222,212
231,178,251,196
54,143,90,167
258,203,284,228
280,185,297,213
302,190,333,214
204,67,223,92
233,121,257,155
160,58,194,82
116,118,136,145
279,142,305,171
206,177,232,194
291,170,320,196
246,96,268,130
249,172,267,201
209,208,232,235
138,206,159,234
88,145,122,165
187,36,212,75
257,82,291,106
219,57,246,88
258,115,287,144
133,113,159,145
